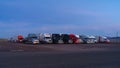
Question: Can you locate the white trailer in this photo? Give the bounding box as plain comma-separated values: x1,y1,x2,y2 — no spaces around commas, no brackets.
95,36,110,43
38,33,52,43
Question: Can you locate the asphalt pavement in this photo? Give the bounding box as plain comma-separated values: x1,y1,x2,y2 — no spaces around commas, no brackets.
0,42,120,68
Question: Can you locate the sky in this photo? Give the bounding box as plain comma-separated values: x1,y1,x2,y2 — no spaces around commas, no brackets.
0,0,120,38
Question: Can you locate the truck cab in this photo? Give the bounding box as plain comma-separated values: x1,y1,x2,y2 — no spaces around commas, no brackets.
10,35,24,43
23,34,39,44
17,35,24,43
69,34,83,44
38,33,52,44
80,35,97,44
61,34,73,44
52,34,61,44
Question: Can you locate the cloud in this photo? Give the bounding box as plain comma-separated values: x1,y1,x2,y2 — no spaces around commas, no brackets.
40,24,120,36
58,7,111,17
33,24,120,33
0,22,120,38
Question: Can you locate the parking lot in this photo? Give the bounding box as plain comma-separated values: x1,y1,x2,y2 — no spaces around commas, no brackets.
0,41,120,52
0,41,120,68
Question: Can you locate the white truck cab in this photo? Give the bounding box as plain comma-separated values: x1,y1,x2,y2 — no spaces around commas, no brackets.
80,35,96,44
38,33,52,44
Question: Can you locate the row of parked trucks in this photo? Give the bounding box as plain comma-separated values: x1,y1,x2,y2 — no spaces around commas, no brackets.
9,33,110,45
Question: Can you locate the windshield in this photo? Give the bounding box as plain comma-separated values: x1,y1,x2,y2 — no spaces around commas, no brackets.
45,37,51,39
52,34,61,40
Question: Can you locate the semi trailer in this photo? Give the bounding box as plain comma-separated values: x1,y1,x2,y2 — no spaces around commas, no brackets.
95,36,110,43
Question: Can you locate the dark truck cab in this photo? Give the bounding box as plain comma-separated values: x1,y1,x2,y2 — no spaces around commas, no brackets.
52,34,72,44
52,34,61,44
61,34,73,44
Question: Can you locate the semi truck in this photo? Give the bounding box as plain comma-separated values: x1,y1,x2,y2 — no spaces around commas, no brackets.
38,33,52,44
61,34,73,44
69,34,83,44
23,34,39,44
52,34,63,44
10,35,24,43
52,34,73,44
80,35,97,44
95,36,110,43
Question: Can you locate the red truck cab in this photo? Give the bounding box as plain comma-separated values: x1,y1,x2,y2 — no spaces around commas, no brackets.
69,34,83,44
17,35,24,43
